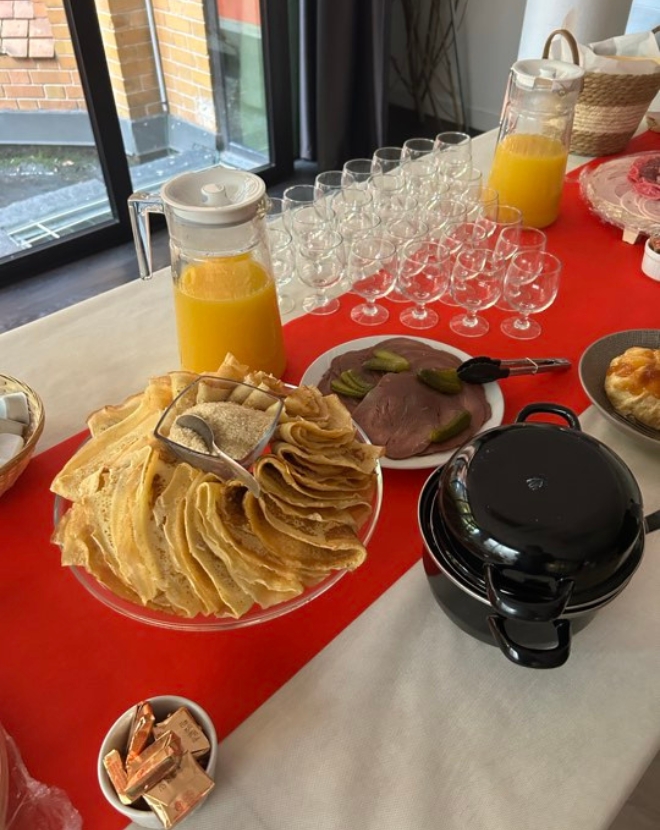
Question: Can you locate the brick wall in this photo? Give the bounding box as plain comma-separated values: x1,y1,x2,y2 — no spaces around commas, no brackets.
0,0,217,137
0,0,86,112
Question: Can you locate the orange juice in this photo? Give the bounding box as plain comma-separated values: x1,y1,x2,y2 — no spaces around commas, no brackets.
174,254,286,376
488,133,568,228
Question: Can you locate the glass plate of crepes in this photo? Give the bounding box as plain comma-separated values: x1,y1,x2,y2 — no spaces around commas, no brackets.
51,356,383,631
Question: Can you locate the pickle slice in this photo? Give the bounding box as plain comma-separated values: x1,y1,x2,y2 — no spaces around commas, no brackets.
417,367,463,395
330,379,369,398
363,350,410,373
340,370,374,394
428,409,471,443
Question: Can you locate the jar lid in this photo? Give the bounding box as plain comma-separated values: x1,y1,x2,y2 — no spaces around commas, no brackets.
512,58,585,93
160,167,266,226
436,406,644,607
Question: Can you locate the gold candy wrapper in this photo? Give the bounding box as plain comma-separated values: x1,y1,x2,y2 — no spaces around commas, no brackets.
102,749,132,806
144,751,215,829
152,707,210,761
126,700,156,766
124,731,183,802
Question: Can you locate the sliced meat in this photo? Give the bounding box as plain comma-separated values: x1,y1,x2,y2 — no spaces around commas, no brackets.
317,337,492,460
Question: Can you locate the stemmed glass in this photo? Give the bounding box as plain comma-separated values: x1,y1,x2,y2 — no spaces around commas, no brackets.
401,156,441,204
433,219,488,307
267,226,296,315
401,137,435,162
494,225,547,263
460,185,498,222
398,239,451,329
501,250,562,340
424,196,466,235
478,203,523,247
493,224,546,310
449,246,505,337
384,216,429,303
434,131,472,179
372,146,404,175
348,236,398,325
295,229,345,316
290,204,335,245
342,158,373,187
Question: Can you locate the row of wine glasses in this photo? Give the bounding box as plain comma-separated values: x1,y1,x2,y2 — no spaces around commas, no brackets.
264,131,562,338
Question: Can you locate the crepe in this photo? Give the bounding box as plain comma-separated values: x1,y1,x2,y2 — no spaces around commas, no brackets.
51,356,383,620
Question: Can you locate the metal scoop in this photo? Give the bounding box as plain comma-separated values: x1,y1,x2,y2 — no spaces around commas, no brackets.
457,357,572,384
176,413,261,496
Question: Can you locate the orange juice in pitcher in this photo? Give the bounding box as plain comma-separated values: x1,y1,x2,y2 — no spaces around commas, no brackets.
129,168,286,376
488,57,584,228
488,134,568,228
174,254,285,375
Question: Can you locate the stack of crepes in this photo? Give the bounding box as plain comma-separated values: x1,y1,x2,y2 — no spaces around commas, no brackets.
50,356,383,619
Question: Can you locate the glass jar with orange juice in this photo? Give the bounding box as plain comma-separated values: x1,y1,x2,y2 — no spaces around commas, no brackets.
488,59,584,228
129,168,286,376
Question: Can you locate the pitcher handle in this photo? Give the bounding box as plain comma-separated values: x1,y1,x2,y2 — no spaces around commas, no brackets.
128,191,164,280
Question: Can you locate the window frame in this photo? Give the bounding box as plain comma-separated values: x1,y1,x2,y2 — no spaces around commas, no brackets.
0,0,294,287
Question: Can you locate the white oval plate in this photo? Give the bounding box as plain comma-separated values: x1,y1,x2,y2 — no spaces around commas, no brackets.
300,334,505,470
579,329,660,447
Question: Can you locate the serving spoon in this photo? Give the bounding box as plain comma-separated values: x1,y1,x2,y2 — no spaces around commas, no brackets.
176,413,261,497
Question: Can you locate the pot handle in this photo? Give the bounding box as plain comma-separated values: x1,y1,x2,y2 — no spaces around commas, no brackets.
488,615,572,669
515,402,581,430
485,565,574,622
645,509,660,534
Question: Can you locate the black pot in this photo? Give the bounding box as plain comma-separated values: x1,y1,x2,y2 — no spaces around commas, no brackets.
418,403,658,669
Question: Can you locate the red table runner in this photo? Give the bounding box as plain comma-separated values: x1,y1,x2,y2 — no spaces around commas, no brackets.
1,131,659,828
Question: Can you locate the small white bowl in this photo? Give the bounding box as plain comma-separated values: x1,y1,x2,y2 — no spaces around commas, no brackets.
641,237,660,282
97,695,217,828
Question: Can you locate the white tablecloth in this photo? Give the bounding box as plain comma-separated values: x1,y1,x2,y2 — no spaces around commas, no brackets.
1,130,659,830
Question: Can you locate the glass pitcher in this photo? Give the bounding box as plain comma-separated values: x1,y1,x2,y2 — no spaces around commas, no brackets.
488,58,584,228
128,167,286,377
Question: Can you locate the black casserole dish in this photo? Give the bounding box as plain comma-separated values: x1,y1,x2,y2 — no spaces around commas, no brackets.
419,403,659,669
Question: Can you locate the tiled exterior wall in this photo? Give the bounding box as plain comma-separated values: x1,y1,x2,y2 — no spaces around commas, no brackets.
0,0,217,136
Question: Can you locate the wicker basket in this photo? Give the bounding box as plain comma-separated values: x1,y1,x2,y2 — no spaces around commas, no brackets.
0,375,45,498
543,28,660,156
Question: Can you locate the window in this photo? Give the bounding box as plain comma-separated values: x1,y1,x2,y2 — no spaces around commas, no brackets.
0,0,293,285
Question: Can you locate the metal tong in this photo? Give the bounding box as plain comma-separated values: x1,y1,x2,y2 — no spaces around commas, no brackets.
457,356,572,384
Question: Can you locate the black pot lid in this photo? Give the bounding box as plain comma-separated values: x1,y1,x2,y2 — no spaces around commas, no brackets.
435,404,645,608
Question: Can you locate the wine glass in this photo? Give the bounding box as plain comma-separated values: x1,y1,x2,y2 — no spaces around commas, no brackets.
267,226,296,315
493,225,546,310
398,239,451,329
332,186,373,220
336,210,382,292
501,250,561,340
315,170,346,198
478,203,523,247
494,225,547,263
449,246,505,337
290,204,335,245
447,165,482,200
424,196,466,235
434,220,488,307
368,172,406,210
384,216,429,303
460,185,499,222
283,184,317,234
401,137,435,162
348,235,398,325
372,146,404,175
434,131,472,179
295,229,345,315
401,156,441,204
342,158,373,187
266,196,287,230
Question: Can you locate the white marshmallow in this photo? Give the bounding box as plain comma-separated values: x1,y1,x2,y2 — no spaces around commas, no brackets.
0,417,25,437
0,432,25,466
0,392,30,424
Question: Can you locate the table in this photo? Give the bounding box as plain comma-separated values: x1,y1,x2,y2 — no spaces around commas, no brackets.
1,129,660,830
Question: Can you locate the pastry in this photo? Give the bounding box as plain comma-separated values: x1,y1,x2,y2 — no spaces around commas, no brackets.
604,346,660,430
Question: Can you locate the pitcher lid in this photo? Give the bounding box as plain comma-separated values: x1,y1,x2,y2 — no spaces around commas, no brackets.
160,166,266,225
512,58,584,93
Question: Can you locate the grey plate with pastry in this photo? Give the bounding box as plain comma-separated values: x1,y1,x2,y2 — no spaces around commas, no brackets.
579,329,660,445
